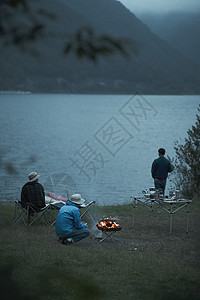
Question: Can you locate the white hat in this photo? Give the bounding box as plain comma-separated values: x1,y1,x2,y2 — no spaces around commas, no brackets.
70,194,85,205
28,171,40,182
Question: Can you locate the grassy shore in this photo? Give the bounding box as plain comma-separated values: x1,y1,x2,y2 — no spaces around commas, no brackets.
0,198,200,300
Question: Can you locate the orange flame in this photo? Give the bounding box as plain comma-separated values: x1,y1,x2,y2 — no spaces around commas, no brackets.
97,218,122,231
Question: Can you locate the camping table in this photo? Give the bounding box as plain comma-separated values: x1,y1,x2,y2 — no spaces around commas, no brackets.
132,197,161,226
131,196,192,234
161,199,192,234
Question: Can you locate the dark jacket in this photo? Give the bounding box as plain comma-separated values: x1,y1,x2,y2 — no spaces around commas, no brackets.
21,181,45,208
151,157,174,179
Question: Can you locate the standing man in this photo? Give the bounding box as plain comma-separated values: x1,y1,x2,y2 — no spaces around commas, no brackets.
56,194,90,245
151,148,174,195
21,171,45,209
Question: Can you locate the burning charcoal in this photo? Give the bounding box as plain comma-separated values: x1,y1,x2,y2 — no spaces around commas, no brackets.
96,218,122,232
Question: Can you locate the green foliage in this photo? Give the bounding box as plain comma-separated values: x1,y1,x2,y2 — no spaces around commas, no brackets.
0,262,30,300
172,105,200,197
0,0,45,46
0,0,136,60
64,27,137,61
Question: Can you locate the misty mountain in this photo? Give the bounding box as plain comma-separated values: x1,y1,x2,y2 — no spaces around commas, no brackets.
0,0,200,94
139,12,200,66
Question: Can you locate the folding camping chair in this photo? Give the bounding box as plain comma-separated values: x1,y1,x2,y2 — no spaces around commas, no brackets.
48,200,96,227
14,200,56,227
80,201,96,223
14,200,28,226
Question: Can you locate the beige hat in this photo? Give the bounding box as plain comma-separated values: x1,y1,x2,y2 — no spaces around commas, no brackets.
28,171,40,182
70,194,85,205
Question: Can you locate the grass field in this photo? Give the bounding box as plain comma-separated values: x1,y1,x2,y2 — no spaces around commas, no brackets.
0,197,200,300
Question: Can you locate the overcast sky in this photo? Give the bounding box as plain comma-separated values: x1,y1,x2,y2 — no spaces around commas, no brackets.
120,0,200,14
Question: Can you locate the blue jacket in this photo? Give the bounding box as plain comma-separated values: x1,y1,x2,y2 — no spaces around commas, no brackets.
151,157,174,179
55,200,87,237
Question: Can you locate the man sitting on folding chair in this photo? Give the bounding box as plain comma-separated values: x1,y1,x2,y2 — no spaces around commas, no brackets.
56,194,90,245
21,171,45,215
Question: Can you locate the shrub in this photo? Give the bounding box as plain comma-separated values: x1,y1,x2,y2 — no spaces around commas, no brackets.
171,105,200,198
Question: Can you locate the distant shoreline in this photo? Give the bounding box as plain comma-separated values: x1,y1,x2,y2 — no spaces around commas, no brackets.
0,91,200,96
0,91,32,95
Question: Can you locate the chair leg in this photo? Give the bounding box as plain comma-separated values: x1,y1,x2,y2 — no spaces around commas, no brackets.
14,202,58,227
26,205,56,227
14,202,28,227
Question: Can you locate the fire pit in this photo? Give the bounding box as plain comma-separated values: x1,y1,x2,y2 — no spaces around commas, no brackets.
96,218,122,242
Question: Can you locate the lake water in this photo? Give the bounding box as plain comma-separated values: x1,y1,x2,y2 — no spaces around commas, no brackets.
0,93,199,205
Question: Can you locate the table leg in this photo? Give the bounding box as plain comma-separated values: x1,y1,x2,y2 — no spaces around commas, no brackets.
186,203,190,233
170,204,173,234
133,204,135,227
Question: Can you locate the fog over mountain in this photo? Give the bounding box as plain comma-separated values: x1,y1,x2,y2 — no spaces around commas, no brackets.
120,0,200,14
139,12,200,66
0,0,200,94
